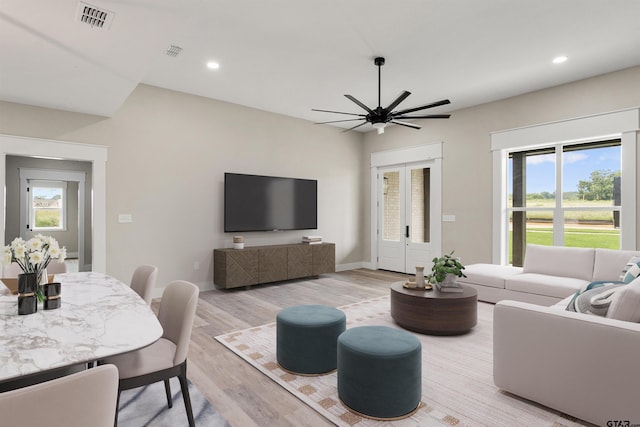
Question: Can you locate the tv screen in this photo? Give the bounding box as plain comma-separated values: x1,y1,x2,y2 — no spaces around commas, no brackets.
224,173,317,232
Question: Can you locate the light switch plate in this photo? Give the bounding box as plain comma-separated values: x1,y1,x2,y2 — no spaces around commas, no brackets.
118,214,133,223
442,214,456,222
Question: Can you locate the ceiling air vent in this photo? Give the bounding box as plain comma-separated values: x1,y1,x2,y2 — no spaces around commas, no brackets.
165,45,183,58
77,2,114,29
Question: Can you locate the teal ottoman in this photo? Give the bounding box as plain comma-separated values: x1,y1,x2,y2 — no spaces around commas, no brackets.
337,325,422,419
276,305,346,375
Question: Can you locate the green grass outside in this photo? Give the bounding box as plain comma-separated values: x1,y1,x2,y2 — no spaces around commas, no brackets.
511,199,617,222
35,210,60,228
509,227,620,263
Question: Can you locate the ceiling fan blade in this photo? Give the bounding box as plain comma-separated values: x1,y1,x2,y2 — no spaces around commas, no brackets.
344,95,375,114
341,121,368,132
393,114,451,119
390,120,422,130
384,91,411,113
314,118,367,124
392,99,451,116
311,108,365,117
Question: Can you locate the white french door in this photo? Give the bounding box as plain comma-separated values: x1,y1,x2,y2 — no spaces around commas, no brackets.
377,160,441,274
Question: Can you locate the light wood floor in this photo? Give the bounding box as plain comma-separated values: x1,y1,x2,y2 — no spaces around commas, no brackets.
178,268,408,427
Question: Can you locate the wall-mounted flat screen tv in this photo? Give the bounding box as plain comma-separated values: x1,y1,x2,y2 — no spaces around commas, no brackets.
224,173,317,232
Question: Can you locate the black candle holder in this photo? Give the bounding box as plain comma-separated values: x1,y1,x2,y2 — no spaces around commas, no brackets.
18,273,38,315
43,282,61,310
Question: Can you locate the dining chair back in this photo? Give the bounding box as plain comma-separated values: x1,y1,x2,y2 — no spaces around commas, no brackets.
46,260,67,274
0,364,119,427
1,262,22,278
101,280,199,427
130,264,158,305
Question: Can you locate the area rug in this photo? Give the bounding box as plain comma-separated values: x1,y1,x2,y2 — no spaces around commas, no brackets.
118,377,230,427
215,296,589,427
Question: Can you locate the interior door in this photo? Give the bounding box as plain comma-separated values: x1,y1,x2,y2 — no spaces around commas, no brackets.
377,162,439,275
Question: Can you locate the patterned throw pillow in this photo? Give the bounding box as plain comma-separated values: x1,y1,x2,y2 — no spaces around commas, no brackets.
620,256,640,283
565,281,624,315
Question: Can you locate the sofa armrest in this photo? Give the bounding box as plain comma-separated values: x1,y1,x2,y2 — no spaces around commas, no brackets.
494,300,640,426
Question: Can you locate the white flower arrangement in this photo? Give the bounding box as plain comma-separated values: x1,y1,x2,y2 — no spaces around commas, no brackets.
3,234,67,282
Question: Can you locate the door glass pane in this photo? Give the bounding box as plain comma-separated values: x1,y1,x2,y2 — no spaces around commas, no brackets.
564,210,620,249
383,171,401,241
410,167,430,243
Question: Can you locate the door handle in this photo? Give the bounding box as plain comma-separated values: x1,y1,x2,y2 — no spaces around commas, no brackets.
405,225,410,238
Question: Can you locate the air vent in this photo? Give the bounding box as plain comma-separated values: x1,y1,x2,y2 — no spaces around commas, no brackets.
77,2,114,29
165,45,183,57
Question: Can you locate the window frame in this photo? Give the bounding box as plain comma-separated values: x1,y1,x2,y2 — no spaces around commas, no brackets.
491,108,638,265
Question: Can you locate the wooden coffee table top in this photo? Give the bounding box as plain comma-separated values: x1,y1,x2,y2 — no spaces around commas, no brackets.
390,281,477,335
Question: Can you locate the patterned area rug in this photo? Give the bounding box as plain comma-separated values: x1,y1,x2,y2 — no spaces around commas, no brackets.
118,377,230,427
216,296,589,427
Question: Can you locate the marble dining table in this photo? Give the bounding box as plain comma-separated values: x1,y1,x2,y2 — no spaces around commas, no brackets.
0,271,163,385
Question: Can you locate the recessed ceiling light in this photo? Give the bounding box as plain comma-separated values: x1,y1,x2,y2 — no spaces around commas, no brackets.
552,55,568,64
206,61,220,70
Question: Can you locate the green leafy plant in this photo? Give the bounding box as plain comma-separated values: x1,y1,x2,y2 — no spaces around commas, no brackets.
427,250,466,284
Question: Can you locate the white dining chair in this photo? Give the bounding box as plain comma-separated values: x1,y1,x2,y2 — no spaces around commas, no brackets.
0,364,119,427
1,262,22,278
46,260,67,274
101,280,199,427
130,264,158,305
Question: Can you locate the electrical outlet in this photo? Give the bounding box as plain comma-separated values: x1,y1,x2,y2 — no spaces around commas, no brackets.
193,261,200,270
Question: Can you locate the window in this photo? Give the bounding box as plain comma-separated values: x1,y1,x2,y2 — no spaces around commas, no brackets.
507,140,621,266
491,108,638,266
28,180,67,231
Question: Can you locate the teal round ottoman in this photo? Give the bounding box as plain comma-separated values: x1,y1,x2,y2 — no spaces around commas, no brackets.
337,325,422,419
276,305,346,375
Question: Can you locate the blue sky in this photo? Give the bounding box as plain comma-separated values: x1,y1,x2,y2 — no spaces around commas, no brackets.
509,145,621,194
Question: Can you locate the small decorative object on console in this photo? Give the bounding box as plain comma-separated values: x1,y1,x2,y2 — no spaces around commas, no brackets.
233,236,244,250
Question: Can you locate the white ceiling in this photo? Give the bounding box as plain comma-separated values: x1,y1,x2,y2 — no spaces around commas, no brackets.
2,0,640,132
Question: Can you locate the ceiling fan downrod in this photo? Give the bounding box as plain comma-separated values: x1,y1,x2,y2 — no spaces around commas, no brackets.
374,57,385,108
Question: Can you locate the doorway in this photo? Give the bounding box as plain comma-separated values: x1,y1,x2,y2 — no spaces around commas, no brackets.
371,143,442,275
18,168,87,270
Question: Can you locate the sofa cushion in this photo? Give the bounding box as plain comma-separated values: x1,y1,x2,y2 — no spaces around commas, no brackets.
457,263,523,289
505,273,588,299
593,249,640,282
620,256,640,283
607,277,640,322
566,283,624,316
523,244,594,281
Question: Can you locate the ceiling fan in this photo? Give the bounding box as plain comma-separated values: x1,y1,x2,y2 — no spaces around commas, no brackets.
313,57,451,134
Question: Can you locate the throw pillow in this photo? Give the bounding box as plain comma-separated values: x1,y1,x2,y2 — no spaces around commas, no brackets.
620,256,640,283
565,281,620,312
606,277,640,322
566,283,624,316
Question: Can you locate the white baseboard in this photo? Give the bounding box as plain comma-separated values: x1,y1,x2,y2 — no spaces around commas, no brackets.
336,262,374,271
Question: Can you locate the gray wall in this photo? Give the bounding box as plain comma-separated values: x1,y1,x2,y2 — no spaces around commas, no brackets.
362,65,640,266
0,85,363,289
1,65,639,289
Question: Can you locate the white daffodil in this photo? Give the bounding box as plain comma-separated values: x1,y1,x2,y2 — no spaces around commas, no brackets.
26,237,42,251
29,251,43,266
2,251,12,265
59,247,67,263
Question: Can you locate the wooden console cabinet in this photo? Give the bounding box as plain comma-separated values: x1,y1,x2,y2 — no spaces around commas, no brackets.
213,243,335,289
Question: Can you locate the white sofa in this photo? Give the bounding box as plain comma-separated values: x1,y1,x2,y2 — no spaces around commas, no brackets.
494,296,640,426
458,244,640,304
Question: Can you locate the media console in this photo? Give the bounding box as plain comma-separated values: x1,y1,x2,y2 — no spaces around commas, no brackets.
213,243,335,289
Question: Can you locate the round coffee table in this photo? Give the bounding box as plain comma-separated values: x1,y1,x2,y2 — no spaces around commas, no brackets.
390,281,477,335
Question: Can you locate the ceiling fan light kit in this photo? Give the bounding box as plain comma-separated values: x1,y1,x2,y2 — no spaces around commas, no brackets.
313,57,451,133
